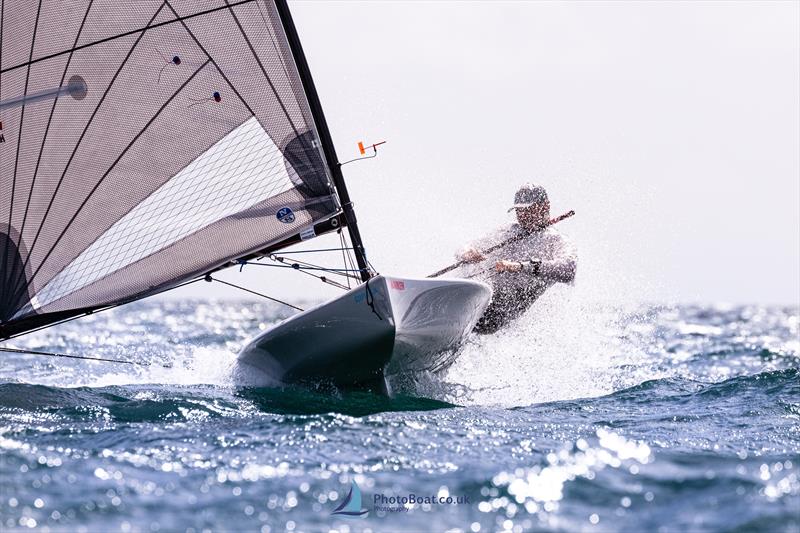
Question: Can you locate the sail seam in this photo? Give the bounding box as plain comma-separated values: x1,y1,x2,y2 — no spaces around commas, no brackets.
0,0,259,76
2,0,43,311
23,117,296,311
223,0,301,140
257,0,292,84
17,0,95,290
0,0,4,312
8,2,169,315
163,0,258,121
2,0,342,330
10,58,213,317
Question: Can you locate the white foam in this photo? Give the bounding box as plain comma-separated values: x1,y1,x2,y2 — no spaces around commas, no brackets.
442,284,654,407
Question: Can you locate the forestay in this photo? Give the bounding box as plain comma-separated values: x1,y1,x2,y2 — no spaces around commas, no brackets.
0,0,340,338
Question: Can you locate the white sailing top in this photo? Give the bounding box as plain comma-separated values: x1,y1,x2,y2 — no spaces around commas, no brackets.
456,223,577,333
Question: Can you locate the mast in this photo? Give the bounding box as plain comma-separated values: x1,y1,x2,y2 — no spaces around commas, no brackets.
274,0,372,283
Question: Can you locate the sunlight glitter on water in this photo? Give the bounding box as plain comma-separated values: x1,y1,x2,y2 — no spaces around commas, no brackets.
488,429,652,509
1,302,797,532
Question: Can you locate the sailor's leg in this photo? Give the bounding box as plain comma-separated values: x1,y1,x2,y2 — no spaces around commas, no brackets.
473,307,504,335
472,283,537,335
472,287,515,334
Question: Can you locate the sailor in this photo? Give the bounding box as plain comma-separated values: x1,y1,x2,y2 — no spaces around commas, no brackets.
457,184,577,334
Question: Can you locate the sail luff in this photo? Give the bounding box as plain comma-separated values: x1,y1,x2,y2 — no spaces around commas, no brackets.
273,0,372,282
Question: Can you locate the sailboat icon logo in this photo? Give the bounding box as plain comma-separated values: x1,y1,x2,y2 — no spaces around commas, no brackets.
331,480,369,518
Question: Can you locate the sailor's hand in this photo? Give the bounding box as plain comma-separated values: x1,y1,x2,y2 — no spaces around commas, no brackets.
460,248,486,263
495,260,523,273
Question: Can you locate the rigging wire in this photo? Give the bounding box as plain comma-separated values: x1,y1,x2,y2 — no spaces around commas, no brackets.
286,264,351,290
276,247,354,254
340,228,363,287
241,260,364,275
272,255,363,278
204,275,303,311
339,229,352,289
339,150,378,167
246,258,352,290
339,140,387,167
1,277,205,341
0,346,169,367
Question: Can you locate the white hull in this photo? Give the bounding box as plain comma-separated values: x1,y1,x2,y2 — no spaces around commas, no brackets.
237,275,491,393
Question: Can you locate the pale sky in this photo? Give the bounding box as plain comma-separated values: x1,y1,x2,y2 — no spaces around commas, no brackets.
170,0,800,305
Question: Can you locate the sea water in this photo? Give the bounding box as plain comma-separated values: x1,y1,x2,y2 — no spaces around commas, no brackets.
0,292,797,532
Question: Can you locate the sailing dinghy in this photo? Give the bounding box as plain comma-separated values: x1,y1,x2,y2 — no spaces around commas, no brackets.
0,0,490,394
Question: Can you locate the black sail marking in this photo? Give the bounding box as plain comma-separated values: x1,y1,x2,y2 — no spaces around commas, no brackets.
0,0,258,75
8,3,168,314
163,1,258,120
16,0,95,285
223,0,300,138
14,59,213,310
0,0,4,97
0,0,5,313
1,1,343,338
2,0,42,314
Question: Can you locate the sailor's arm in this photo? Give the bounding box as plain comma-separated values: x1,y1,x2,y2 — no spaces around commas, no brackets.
457,247,486,263
536,257,576,283
536,233,577,283
495,235,577,283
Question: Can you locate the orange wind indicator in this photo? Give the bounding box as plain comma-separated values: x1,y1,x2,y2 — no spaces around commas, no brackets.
358,140,386,155
341,140,387,166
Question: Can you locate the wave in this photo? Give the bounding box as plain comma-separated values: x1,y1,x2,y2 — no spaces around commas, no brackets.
1,368,795,425
613,368,798,398
0,382,455,422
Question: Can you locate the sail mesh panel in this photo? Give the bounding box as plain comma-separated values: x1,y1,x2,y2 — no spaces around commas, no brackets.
0,0,337,333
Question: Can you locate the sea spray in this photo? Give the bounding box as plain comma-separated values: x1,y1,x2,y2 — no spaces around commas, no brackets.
0,302,796,532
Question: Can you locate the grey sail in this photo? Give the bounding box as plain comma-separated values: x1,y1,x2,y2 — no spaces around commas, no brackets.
0,0,339,339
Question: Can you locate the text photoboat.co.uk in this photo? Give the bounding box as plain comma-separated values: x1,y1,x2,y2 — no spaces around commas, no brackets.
373,492,471,514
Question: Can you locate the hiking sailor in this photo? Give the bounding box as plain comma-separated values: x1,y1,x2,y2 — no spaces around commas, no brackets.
456,184,577,334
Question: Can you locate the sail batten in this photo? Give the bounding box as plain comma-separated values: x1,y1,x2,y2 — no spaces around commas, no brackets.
0,0,339,338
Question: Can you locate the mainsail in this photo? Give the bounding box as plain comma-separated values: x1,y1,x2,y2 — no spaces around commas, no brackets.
0,0,347,339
